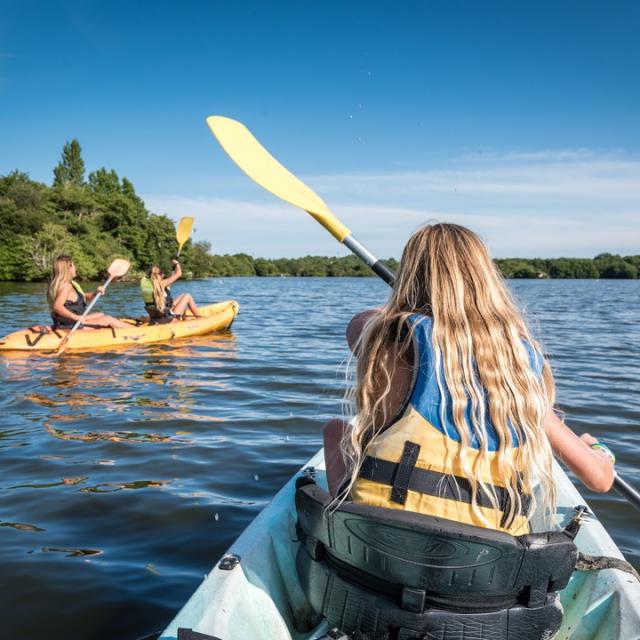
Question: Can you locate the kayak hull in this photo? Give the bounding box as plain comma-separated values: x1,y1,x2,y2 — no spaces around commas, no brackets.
0,301,239,352
159,449,640,640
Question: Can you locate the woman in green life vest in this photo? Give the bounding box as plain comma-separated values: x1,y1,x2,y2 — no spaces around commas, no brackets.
142,260,200,323
48,255,128,330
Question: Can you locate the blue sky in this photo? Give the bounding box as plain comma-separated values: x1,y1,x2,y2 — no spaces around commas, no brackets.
1,1,639,258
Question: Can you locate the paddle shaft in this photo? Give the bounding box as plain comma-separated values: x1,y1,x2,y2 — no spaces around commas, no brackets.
57,274,114,352
175,241,187,260
343,235,395,285
614,474,640,513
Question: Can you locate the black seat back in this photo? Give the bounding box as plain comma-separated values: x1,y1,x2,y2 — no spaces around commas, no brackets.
295,479,578,608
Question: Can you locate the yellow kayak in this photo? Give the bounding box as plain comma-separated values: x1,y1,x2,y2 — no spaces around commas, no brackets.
0,300,239,352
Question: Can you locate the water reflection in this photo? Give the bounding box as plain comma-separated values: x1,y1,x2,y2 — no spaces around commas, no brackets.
1,521,45,532
7,332,239,448
80,479,170,493
40,547,102,558
43,422,172,443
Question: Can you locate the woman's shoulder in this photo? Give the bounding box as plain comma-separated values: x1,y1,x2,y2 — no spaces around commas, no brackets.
57,281,73,295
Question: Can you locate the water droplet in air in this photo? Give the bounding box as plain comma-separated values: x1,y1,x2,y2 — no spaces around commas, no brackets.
214,513,219,521
254,474,260,481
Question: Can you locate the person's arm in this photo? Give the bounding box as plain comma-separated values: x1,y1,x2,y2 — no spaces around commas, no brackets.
545,409,615,492
162,260,182,287
52,284,81,322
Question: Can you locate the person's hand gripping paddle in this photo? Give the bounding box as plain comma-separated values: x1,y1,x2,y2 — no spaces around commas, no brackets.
56,258,130,355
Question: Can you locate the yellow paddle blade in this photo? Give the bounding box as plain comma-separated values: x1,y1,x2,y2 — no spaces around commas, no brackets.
107,258,130,278
176,216,195,251
206,116,351,242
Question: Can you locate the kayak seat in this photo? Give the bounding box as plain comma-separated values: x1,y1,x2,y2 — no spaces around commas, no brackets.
294,476,581,640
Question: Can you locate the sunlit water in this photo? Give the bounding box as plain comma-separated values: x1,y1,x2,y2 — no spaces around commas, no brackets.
0,277,638,639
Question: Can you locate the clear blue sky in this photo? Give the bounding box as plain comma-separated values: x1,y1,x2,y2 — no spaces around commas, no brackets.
1,1,639,258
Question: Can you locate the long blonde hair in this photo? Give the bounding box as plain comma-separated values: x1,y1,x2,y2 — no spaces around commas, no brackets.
150,265,167,312
342,223,556,528
47,255,74,309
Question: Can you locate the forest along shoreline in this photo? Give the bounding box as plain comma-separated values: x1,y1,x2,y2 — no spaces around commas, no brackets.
1,139,638,282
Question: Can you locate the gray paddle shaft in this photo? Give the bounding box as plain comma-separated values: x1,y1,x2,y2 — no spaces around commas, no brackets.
343,234,395,285
614,474,640,514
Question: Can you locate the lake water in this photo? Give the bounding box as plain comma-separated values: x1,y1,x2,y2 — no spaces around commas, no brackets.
0,277,638,639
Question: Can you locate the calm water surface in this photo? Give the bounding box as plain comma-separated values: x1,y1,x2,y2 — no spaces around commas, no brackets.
0,277,638,639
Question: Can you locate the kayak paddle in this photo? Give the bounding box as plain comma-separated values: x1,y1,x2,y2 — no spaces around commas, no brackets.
56,258,130,355
206,114,640,515
176,216,195,258
206,116,394,285
614,473,640,513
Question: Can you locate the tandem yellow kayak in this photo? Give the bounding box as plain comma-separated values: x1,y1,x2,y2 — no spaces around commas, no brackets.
0,300,239,352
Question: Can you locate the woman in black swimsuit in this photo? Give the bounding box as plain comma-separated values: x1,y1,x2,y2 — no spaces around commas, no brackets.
48,255,128,330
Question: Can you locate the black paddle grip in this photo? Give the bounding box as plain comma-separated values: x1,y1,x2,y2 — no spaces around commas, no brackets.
371,260,396,286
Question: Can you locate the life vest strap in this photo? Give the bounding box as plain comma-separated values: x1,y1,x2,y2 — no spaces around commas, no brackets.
359,454,531,518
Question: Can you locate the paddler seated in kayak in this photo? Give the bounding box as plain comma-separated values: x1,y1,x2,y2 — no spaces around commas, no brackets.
48,255,129,330
141,260,200,324
324,223,615,535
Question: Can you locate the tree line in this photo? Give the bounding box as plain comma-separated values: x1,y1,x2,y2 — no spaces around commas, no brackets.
495,255,639,279
0,140,214,281
0,140,637,281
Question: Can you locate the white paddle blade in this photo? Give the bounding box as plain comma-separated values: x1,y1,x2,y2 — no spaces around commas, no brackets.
206,115,351,242
108,258,130,278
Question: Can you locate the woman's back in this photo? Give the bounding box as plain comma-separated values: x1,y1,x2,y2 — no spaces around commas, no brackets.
339,223,556,533
351,314,544,534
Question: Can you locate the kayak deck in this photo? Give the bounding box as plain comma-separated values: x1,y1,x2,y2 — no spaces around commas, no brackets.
159,450,640,640
0,301,239,352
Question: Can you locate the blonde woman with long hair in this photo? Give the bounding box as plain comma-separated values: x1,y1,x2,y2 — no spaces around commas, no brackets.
324,223,614,535
143,260,200,323
48,255,128,330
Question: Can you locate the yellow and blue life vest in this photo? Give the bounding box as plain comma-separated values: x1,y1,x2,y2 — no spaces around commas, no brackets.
351,315,544,535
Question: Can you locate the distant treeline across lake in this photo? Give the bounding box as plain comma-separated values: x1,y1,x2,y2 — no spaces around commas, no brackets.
2,140,638,281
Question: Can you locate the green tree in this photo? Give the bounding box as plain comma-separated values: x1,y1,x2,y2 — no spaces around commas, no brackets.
89,168,121,195
184,241,215,278
0,235,25,280
53,139,85,188
254,258,279,276
600,261,638,279
20,223,97,281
